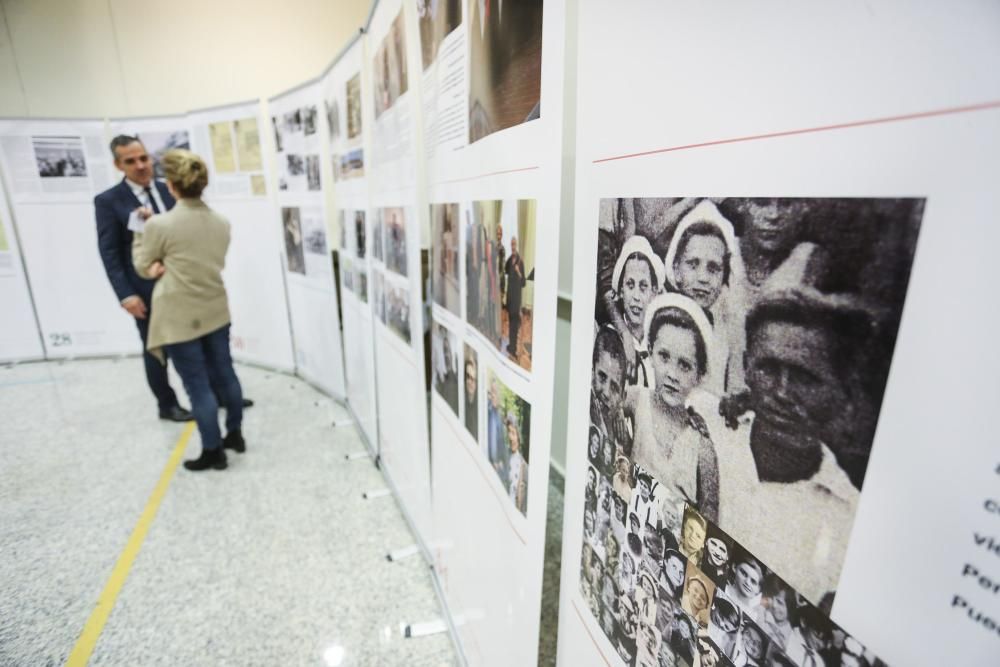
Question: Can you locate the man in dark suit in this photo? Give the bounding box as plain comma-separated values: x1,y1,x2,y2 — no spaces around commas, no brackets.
504,236,526,359
95,136,254,420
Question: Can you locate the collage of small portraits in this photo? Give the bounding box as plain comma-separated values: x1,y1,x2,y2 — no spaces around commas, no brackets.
579,197,924,667
430,198,537,518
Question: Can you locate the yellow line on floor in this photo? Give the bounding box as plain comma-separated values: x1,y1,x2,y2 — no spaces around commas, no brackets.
65,421,196,667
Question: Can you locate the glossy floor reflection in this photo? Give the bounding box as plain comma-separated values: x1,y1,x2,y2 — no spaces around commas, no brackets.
0,358,458,666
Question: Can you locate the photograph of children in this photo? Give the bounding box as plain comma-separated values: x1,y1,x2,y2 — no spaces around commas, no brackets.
431,203,461,315
326,98,340,141
372,211,385,262
33,137,87,178
485,370,531,515
382,207,408,276
680,561,715,628
281,207,305,275
416,0,462,70
354,211,367,259
432,318,461,416
468,0,543,142
464,199,536,371
578,197,918,665
302,105,318,136
463,344,479,439
346,73,363,139
373,10,409,119
306,154,321,191
382,276,411,343
136,130,190,179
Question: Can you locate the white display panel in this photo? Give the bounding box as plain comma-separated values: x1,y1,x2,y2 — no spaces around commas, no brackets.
0,174,43,361
422,0,567,664
186,101,296,372
323,36,379,447
368,0,433,544
269,80,346,398
558,3,1000,667
0,118,136,358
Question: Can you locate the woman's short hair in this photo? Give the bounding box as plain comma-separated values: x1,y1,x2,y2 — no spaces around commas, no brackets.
161,149,209,198
647,306,709,378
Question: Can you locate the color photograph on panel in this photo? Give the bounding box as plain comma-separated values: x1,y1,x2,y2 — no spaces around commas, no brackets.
468,0,543,142
485,368,531,516
380,206,408,277
465,199,536,371
462,342,479,440
417,0,462,70
373,10,409,119
432,202,461,315
281,206,305,275
432,317,461,417
579,197,922,666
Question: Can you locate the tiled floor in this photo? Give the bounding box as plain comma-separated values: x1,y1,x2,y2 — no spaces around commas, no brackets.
0,358,458,666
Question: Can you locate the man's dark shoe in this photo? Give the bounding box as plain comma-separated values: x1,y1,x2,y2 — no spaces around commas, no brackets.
183,447,228,471
223,429,246,453
242,398,254,408
159,405,194,422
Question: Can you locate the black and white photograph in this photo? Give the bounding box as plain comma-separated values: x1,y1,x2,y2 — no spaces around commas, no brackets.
431,202,460,316
373,10,409,119
468,0,543,143
432,318,460,417
463,343,479,440
380,276,411,343
417,0,462,70
302,105,318,136
32,137,88,178
341,258,354,292
346,73,363,139
465,199,536,371
354,211,367,259
381,207,408,277
306,154,321,191
372,269,385,323
281,206,305,275
136,130,190,179
326,97,340,141
485,370,530,516
578,196,918,666
357,271,368,303
302,212,327,256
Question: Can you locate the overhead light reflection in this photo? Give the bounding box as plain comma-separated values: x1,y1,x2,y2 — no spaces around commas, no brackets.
322,645,345,666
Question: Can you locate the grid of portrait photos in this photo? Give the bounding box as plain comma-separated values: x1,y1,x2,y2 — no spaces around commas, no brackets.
370,206,411,344
429,198,536,518
373,10,409,120
579,197,924,666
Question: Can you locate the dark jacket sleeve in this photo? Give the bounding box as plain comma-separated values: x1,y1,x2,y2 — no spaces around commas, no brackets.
95,192,134,302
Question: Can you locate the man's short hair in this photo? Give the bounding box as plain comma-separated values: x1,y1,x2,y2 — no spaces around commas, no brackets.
592,325,627,386
109,134,142,159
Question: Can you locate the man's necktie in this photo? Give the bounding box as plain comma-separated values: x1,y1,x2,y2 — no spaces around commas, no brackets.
144,186,161,214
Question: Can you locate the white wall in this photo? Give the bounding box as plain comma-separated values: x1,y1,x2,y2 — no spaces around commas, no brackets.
0,0,370,118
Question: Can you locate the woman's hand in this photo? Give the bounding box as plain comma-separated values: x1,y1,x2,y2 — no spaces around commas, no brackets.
148,261,166,279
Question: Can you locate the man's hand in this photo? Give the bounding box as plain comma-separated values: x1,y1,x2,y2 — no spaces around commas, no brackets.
136,206,154,221
122,295,147,319
148,261,166,279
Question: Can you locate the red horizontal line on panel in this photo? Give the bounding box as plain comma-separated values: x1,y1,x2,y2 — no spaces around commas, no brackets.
593,99,1000,164
436,400,529,546
434,165,540,185
572,601,613,666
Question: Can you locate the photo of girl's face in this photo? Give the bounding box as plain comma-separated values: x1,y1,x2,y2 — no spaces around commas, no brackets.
735,560,763,599
688,580,709,612
675,233,726,310
665,555,684,588
620,257,656,331
682,519,706,554
770,589,789,623
706,537,728,566
589,432,600,457
650,323,700,408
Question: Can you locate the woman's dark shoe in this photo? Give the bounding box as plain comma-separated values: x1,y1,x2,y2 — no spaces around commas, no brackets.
223,429,246,453
183,447,228,471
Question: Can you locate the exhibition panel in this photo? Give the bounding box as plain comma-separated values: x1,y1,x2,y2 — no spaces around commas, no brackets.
367,0,434,544
557,4,1000,667
422,0,568,664
0,176,43,361
0,118,137,358
186,101,296,372
268,80,347,399
324,35,380,448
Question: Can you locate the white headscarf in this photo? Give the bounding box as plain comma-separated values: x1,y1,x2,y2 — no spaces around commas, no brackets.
663,199,739,291
641,293,716,381
611,235,666,296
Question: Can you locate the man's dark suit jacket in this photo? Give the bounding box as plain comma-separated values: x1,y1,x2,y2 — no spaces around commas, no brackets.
95,179,176,303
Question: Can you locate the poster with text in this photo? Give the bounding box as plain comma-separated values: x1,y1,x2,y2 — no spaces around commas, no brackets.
557,4,1000,667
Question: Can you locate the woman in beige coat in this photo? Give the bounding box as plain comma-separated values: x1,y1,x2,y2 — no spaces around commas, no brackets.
133,149,245,471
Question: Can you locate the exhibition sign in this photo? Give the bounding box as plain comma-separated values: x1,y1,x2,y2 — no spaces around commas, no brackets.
323,35,380,447
268,79,347,398
421,0,569,664
186,101,296,372
367,0,434,545
557,4,1000,667
0,173,43,361
0,118,137,358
